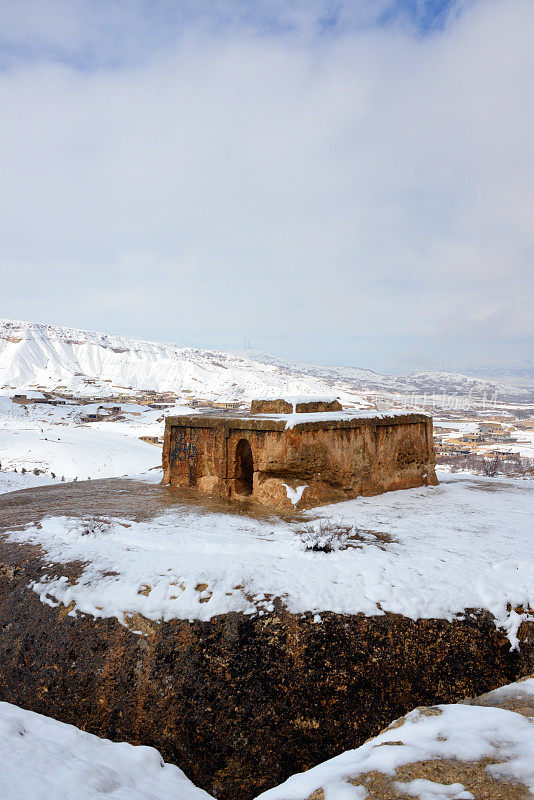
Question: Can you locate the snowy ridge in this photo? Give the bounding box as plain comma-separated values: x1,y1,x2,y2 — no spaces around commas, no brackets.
0,318,527,403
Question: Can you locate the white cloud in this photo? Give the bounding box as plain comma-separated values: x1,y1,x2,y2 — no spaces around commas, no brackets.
0,0,532,371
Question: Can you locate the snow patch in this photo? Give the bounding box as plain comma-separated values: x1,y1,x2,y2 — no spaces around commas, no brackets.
282,484,308,505
394,780,474,799
0,701,212,799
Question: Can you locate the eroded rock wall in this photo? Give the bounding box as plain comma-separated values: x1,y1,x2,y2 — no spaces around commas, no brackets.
247,421,436,507
163,417,438,509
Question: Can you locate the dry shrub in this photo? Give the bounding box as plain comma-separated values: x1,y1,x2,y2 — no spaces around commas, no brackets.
298,520,353,553
74,516,112,537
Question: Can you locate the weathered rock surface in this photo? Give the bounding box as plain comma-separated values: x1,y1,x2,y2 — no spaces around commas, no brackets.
259,676,534,800
462,673,534,718
0,540,532,800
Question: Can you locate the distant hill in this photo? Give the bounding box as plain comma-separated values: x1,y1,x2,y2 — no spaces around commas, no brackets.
0,318,530,404
466,366,534,390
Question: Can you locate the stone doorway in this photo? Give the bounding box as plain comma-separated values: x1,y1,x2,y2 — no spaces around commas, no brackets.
235,438,254,495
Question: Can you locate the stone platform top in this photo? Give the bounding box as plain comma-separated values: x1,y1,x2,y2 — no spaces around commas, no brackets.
165,408,429,432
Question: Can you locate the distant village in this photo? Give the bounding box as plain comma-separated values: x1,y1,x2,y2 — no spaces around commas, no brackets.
430,409,534,475
10,387,534,475
10,388,244,448
433,413,533,454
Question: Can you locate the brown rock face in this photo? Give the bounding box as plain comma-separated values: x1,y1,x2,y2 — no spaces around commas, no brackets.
0,548,531,800
162,412,438,510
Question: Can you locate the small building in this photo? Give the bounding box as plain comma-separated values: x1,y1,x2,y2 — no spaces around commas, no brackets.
515,420,534,430
478,422,505,433
162,398,437,510
459,433,488,443
436,441,470,454
490,432,515,442
211,401,242,411
490,450,520,459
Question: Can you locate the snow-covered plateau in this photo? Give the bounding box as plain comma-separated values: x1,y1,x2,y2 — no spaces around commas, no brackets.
6,472,533,648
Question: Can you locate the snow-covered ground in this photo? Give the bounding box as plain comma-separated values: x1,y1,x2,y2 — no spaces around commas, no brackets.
2,318,532,800
0,395,194,485
0,701,212,800
6,472,533,647
257,678,534,800
0,423,159,484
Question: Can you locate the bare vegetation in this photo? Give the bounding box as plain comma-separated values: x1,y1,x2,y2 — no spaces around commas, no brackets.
297,520,394,553
437,453,534,477
73,516,112,537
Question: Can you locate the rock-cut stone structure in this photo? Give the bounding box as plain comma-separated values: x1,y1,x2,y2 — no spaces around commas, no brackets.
162,398,438,509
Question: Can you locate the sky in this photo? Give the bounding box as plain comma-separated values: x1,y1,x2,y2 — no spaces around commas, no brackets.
0,0,533,375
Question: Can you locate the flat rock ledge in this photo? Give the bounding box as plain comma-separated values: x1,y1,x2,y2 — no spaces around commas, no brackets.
0,547,532,800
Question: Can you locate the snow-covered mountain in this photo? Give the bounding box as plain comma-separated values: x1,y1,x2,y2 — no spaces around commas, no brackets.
0,318,529,403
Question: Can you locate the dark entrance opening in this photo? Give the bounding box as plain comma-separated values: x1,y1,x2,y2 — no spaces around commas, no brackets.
235,438,254,495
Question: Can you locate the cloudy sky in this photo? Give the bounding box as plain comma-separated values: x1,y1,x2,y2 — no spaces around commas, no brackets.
0,0,533,373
